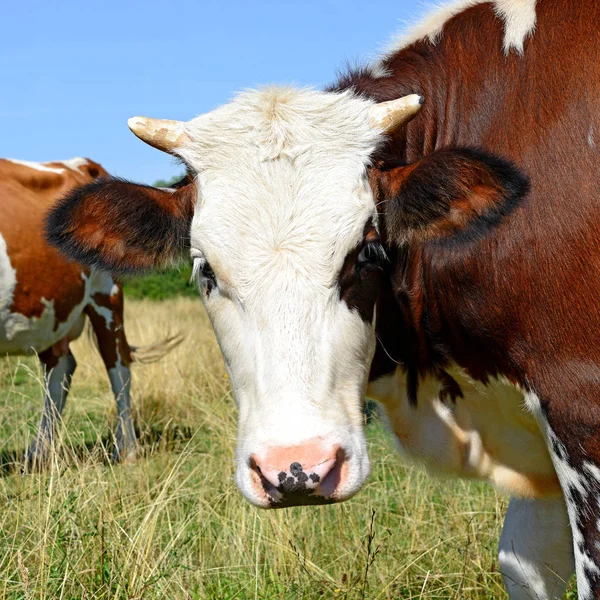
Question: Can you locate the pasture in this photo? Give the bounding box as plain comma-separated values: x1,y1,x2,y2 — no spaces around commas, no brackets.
0,296,561,599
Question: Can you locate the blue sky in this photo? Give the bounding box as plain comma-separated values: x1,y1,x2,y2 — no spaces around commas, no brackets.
2,0,420,184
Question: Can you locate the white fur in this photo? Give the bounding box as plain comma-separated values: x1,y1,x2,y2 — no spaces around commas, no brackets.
109,361,136,460
88,271,116,329
499,496,574,599
58,157,89,174
368,370,574,596
0,234,116,354
373,0,537,72
1,233,89,351
181,87,383,506
527,392,600,600
5,158,65,174
588,126,596,150
5,157,89,175
27,352,77,459
367,367,559,497
0,233,18,334
0,262,90,354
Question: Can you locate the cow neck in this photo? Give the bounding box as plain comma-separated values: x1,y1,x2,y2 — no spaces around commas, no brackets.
330,39,524,395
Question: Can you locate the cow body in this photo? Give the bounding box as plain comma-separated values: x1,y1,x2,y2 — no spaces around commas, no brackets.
0,159,111,354
44,0,600,597
336,1,600,596
0,158,176,462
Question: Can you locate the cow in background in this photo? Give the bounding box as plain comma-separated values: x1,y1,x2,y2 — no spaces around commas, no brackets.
0,158,180,463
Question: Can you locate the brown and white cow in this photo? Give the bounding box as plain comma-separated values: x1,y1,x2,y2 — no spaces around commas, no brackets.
44,0,600,597
0,158,178,463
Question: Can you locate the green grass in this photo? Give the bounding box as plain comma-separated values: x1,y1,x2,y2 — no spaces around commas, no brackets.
0,298,574,599
122,263,196,301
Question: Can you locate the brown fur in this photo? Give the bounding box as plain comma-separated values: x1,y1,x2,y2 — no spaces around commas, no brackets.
0,159,108,326
332,0,600,591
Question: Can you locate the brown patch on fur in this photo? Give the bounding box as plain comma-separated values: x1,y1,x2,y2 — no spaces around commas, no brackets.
38,345,60,370
0,158,108,327
338,220,386,322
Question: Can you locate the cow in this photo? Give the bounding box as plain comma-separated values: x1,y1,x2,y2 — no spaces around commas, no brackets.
44,0,600,597
0,157,179,464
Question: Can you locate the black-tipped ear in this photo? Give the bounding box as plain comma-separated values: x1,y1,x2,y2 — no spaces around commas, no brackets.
46,177,196,274
377,148,529,245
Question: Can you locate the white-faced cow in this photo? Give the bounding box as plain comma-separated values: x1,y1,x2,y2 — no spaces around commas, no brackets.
0,158,179,463
45,0,600,597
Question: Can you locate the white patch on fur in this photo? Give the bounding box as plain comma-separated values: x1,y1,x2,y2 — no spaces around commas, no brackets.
88,271,117,329
1,230,93,353
0,243,91,353
181,87,383,506
0,233,57,348
499,496,574,599
368,368,559,497
5,158,65,174
5,157,89,175
368,62,392,79
588,126,596,150
373,0,536,70
59,157,88,174
528,392,600,600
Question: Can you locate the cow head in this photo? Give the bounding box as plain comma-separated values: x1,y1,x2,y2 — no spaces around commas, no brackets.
47,87,527,507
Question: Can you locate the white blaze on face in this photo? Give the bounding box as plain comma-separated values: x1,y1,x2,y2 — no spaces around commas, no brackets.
183,88,384,506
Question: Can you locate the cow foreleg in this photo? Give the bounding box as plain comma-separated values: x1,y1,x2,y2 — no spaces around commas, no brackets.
529,395,600,600
107,362,136,462
499,496,574,599
85,284,136,462
26,347,77,464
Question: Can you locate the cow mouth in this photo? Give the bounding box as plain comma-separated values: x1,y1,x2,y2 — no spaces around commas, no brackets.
267,493,337,509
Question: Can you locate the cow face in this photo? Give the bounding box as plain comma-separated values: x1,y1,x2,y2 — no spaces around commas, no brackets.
48,88,421,508
185,90,416,507
47,86,526,508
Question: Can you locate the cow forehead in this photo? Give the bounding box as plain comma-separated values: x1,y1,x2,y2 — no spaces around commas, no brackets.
182,87,381,167
185,87,383,284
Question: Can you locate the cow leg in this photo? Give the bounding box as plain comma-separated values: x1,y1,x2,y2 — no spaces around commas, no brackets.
528,394,600,600
85,283,136,462
499,496,574,599
26,347,77,463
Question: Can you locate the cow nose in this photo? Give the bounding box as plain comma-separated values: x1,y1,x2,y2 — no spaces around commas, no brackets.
249,444,346,506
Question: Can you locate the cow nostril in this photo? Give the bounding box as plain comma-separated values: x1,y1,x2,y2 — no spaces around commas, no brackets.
318,447,346,498
249,455,281,501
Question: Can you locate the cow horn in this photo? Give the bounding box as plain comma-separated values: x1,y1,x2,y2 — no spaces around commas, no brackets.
127,117,191,153
369,94,424,134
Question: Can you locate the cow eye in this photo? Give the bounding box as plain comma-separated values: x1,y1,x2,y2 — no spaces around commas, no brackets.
357,242,387,269
192,256,216,293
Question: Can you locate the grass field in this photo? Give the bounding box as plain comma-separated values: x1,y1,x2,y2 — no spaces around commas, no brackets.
0,297,563,599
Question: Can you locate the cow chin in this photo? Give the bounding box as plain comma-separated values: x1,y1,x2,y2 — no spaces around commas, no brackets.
235,433,371,509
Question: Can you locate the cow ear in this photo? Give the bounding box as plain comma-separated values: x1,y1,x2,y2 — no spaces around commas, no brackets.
379,148,529,245
46,177,196,273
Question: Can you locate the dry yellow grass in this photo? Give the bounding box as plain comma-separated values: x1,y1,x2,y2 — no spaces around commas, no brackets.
0,297,561,599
